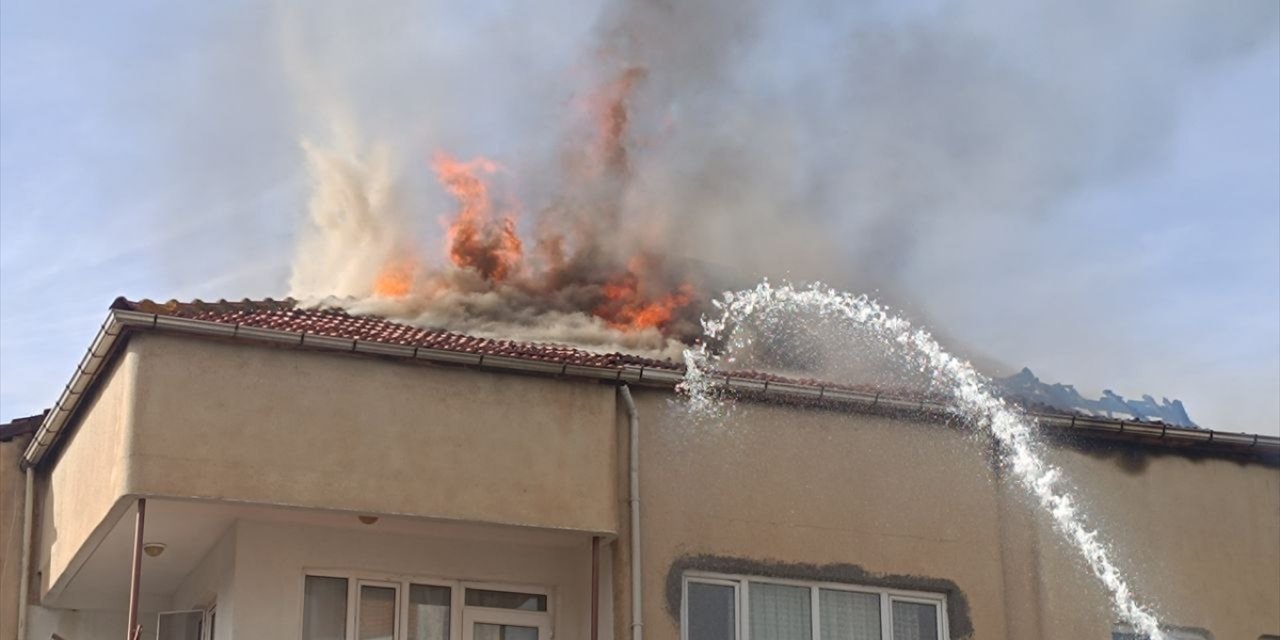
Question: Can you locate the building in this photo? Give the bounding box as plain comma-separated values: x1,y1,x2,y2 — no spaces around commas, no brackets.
2,297,1277,640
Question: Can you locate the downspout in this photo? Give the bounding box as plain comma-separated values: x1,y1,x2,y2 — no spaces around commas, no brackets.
17,466,33,639
618,384,643,640
126,498,146,640
590,536,600,640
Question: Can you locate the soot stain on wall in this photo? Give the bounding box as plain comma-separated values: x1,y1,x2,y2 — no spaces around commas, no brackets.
665,554,975,638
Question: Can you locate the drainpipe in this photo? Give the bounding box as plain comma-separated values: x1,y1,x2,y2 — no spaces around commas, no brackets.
590,536,600,640
17,466,33,640
618,384,643,640
126,498,146,640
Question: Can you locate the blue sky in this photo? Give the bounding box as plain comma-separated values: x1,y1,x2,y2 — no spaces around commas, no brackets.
1,0,1277,435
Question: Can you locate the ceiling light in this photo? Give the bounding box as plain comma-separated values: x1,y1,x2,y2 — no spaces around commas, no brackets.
143,543,167,558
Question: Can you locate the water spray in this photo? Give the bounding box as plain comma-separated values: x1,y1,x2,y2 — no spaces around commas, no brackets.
681,280,1167,639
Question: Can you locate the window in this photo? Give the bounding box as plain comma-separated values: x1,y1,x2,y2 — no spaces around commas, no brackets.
687,580,738,640
465,589,547,612
683,574,948,640
409,584,451,640
302,573,550,640
358,582,399,640
1112,626,1209,640
305,576,350,640
156,606,218,640
156,610,203,640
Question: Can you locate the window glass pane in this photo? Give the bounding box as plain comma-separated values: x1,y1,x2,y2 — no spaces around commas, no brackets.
687,582,736,640
890,601,938,640
474,623,539,640
820,590,880,640
304,576,349,640
157,611,203,640
749,583,812,640
465,588,547,612
408,584,451,640
359,585,397,640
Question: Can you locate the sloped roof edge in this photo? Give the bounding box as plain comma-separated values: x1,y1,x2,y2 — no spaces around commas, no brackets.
19,298,1280,468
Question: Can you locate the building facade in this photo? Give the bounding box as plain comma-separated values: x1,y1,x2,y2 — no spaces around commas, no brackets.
2,299,1277,640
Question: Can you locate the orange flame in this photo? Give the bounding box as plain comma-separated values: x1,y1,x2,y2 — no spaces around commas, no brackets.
373,258,416,298
586,67,646,174
363,66,699,338
594,257,694,331
434,152,523,281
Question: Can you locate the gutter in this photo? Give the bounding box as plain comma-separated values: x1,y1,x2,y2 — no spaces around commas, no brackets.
22,308,1280,468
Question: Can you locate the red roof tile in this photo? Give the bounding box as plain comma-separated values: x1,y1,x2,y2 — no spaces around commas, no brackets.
112,297,685,371
103,297,1139,421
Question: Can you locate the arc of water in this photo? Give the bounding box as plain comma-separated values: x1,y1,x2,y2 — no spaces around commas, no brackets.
680,281,1166,640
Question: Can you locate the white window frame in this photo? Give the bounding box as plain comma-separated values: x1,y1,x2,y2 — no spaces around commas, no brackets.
299,570,553,640
681,571,949,640
461,608,552,640
204,605,217,640
682,576,742,640
1112,625,1209,640
355,579,401,640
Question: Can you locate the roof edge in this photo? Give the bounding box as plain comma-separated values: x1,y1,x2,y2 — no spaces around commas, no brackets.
21,307,1280,468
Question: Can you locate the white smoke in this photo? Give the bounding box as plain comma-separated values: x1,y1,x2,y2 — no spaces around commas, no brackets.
279,0,1277,371
289,139,407,300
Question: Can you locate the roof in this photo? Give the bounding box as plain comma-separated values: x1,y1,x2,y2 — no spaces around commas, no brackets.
114,297,683,371
0,412,44,442
114,297,958,402
14,297,1280,468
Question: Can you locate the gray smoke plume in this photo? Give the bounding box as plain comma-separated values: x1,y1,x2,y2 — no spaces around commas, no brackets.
282,0,1278,366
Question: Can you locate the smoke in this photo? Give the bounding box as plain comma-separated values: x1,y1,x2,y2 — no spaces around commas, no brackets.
281,0,1278,365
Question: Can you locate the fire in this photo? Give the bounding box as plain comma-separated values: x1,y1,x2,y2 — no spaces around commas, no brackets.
588,66,646,173
595,257,695,331
434,152,523,282
359,67,700,341
373,258,416,298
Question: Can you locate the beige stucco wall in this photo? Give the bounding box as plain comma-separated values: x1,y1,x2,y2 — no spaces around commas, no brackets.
1033,446,1280,639
33,331,619,605
1,433,31,640
624,388,1014,640
124,333,619,535
621,386,1280,640
16,328,1279,639
38,352,137,601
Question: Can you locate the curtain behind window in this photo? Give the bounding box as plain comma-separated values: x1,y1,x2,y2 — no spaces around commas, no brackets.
820,590,880,640
890,602,937,640
304,576,349,640
408,584,451,640
749,583,812,640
